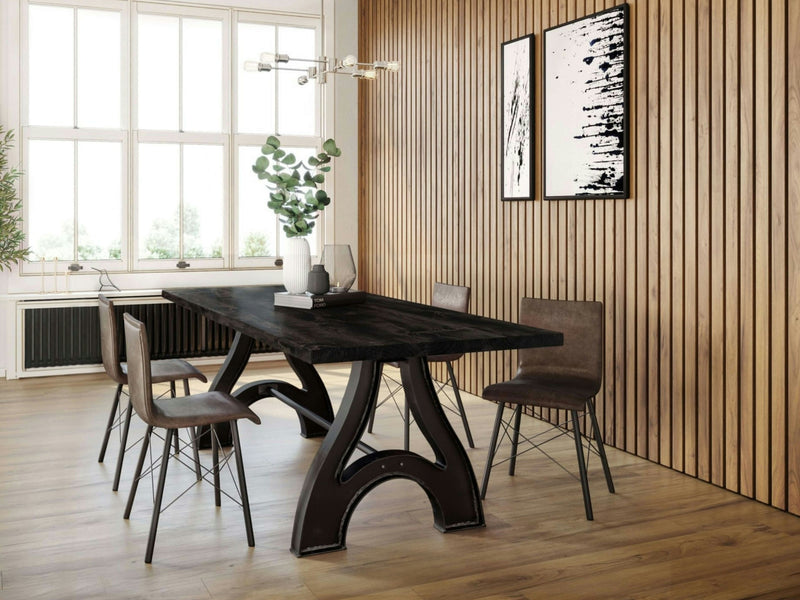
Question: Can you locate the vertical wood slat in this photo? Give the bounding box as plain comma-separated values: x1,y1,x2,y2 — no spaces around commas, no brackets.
724,0,740,493
787,0,800,517
710,0,725,487
770,0,787,512
358,0,799,516
739,0,755,499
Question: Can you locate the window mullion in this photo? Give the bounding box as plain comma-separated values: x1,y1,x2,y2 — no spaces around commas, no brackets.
73,140,79,262
73,7,78,128
273,27,279,136
179,143,184,261
178,16,184,133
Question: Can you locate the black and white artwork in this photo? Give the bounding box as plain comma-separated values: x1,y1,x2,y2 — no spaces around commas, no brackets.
501,33,533,201
544,4,628,200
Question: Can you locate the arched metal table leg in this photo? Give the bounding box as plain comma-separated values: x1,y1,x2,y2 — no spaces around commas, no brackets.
203,333,335,446
290,357,485,557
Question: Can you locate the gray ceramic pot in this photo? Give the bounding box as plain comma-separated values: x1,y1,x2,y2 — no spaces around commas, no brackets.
307,264,330,295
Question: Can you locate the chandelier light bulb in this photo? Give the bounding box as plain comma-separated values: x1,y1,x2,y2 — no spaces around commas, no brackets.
243,60,260,72
259,52,276,63
342,54,357,68
363,69,377,79
298,75,309,85
386,61,400,72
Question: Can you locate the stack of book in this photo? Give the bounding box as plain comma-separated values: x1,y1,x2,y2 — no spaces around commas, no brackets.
273,290,366,310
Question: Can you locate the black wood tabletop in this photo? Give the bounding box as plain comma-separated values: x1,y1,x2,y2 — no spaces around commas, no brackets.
163,285,563,365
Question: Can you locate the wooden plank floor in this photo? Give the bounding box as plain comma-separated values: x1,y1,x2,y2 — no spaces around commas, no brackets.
1,362,799,599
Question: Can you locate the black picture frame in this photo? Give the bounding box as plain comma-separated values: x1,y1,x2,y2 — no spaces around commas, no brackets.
543,4,629,200
501,33,534,201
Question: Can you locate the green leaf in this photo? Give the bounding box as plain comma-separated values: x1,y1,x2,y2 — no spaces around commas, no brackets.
266,135,280,147
319,166,331,172
274,149,286,160
283,153,296,165
254,156,269,171
322,139,339,156
261,143,276,155
308,156,319,167
312,174,325,184
257,172,269,180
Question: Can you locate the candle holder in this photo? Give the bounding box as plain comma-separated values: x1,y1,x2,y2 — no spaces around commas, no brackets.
321,244,356,293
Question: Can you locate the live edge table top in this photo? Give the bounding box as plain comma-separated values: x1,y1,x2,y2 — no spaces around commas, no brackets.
162,285,563,365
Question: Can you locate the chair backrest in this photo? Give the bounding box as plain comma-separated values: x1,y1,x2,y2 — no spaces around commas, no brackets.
432,282,470,313
122,313,156,426
517,298,603,393
98,294,126,384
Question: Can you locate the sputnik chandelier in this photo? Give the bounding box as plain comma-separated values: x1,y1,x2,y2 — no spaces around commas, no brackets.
243,1,399,85
244,53,399,85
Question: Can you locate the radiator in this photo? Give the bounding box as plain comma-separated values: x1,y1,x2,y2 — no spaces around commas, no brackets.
21,297,272,370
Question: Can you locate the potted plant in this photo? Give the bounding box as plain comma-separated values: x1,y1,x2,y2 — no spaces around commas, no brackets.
0,128,29,271
252,135,341,294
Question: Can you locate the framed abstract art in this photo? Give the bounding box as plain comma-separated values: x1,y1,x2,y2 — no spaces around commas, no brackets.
544,4,629,200
501,33,534,201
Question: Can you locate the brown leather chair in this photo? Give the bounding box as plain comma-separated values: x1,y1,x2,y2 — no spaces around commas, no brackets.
121,313,261,563
480,298,614,520
367,282,474,450
96,294,208,491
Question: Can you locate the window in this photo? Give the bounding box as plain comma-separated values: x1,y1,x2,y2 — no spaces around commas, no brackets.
233,13,319,266
21,0,321,274
24,2,126,270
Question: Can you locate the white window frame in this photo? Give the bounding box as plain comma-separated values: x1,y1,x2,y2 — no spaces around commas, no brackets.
17,0,327,276
232,10,323,269
19,0,130,275
132,2,230,271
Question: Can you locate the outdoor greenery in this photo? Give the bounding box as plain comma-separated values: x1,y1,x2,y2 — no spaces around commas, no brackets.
0,128,30,270
241,231,272,257
251,136,341,238
144,205,222,260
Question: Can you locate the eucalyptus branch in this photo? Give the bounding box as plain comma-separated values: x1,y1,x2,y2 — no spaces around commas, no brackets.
251,136,341,238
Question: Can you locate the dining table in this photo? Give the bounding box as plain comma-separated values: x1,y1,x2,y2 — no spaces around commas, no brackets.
162,285,563,557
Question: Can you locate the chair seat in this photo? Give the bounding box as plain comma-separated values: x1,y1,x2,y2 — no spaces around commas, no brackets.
482,375,598,410
122,359,208,385
151,392,261,429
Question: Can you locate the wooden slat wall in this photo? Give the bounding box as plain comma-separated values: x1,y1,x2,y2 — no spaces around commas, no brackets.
358,0,800,515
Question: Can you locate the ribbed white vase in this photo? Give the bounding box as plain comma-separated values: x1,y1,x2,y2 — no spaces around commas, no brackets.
282,237,311,294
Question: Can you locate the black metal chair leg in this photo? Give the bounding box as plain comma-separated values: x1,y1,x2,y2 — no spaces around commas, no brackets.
480,402,505,499
170,382,180,455
124,425,153,519
587,399,615,494
145,428,174,564
212,424,221,507
99,383,123,462
230,421,255,547
189,426,202,481
571,410,594,521
112,399,134,492
508,405,523,476
446,362,475,448
181,380,202,479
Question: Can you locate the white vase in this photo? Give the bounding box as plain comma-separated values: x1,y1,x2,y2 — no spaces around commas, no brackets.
283,237,311,294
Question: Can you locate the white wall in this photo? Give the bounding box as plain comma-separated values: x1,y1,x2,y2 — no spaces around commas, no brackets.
0,0,359,378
